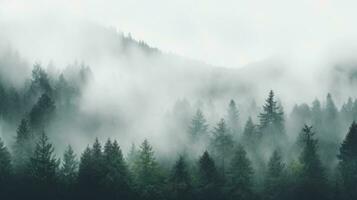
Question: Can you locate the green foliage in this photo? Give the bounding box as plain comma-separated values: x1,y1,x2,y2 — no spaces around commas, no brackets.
226,145,254,200
227,99,240,135
13,119,34,172
338,121,357,199
0,137,12,188
29,93,55,130
169,156,192,200
189,109,208,140
265,149,286,200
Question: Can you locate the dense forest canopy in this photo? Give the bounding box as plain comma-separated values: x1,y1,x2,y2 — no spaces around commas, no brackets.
0,59,357,200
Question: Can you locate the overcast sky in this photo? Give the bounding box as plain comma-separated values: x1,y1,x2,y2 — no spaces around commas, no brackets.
1,0,357,68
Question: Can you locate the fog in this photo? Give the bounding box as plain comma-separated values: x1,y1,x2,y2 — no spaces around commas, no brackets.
1,0,357,163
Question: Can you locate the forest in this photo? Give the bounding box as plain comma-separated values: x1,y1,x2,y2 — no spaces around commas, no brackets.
0,63,356,200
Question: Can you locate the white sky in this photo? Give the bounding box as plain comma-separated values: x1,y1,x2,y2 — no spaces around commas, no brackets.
1,0,357,67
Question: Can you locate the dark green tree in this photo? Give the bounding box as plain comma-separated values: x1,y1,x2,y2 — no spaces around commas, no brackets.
0,137,12,198
196,151,222,200
133,139,163,200
264,149,286,200
226,145,254,200
60,145,78,199
169,156,192,200
242,117,259,146
338,121,357,200
29,93,55,131
102,139,132,200
13,119,34,172
297,125,327,200
27,131,59,199
211,119,234,172
259,90,285,137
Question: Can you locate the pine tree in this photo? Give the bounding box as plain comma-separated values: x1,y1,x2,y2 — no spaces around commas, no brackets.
242,117,259,146
197,151,222,200
102,139,132,200
226,145,254,200
311,99,322,130
338,121,357,199
169,156,192,200
259,90,285,136
77,146,94,199
211,119,234,172
13,119,34,172
297,125,327,200
27,131,59,199
265,149,286,200
0,137,12,198
133,139,163,200
189,109,208,140
61,145,78,187
29,93,55,131
227,99,240,136
127,143,139,170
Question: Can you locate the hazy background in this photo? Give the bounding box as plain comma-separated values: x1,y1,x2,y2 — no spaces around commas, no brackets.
2,0,357,155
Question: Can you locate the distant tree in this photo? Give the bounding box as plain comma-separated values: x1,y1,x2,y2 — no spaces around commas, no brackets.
27,131,59,199
338,121,357,199
13,119,34,172
242,117,259,147
226,145,254,200
259,90,285,137
211,119,234,172
311,99,323,129
0,137,12,198
169,156,192,200
196,151,222,200
29,93,55,131
127,143,139,170
227,100,240,136
133,139,163,200
30,63,52,95
264,149,286,200
102,139,132,200
189,109,208,140
297,125,327,200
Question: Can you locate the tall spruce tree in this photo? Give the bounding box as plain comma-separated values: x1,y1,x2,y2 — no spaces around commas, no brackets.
29,93,55,131
102,139,132,200
189,109,208,140
259,90,285,137
13,119,33,172
242,117,259,147
27,131,59,199
226,145,254,200
297,125,327,200
265,149,286,200
211,119,234,172
169,156,192,200
227,100,240,136
60,145,78,191
197,151,222,200
133,139,163,200
338,121,357,200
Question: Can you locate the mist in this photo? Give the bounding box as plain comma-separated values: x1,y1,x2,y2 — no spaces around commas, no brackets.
1,1,357,200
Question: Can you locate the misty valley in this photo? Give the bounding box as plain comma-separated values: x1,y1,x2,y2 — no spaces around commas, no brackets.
0,61,357,200
2,2,357,200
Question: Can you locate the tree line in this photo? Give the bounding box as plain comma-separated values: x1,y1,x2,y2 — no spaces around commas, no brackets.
0,64,357,200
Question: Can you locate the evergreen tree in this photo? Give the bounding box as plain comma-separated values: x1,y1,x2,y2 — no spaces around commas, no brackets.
265,149,286,200
133,139,163,200
27,131,59,199
311,99,322,129
0,137,12,198
30,63,52,95
197,151,222,200
102,139,132,200
259,90,285,136
226,145,254,200
242,117,259,146
13,119,33,172
29,93,55,131
60,145,78,190
77,146,94,199
127,143,139,170
338,121,357,200
211,119,234,172
169,156,192,200
227,99,240,136
189,109,208,140
297,125,327,200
